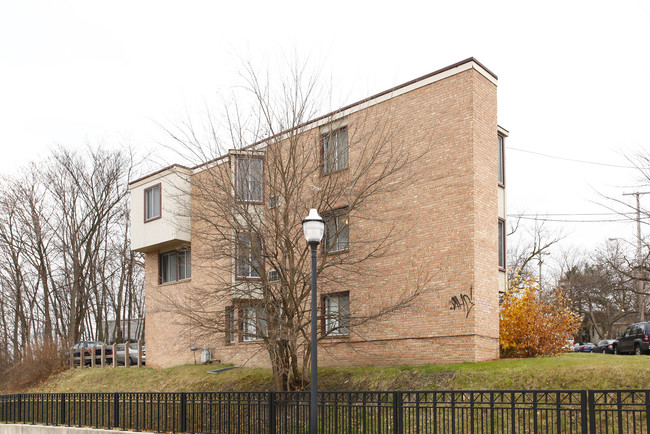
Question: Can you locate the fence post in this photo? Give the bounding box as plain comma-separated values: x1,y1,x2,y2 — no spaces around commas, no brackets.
268,392,276,434
113,392,119,429
580,390,587,433
646,391,650,434
59,393,65,426
393,391,403,434
180,392,187,433
112,343,117,368
588,390,596,434
16,394,22,423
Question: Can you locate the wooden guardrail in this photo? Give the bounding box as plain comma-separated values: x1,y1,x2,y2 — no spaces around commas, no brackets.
69,340,144,369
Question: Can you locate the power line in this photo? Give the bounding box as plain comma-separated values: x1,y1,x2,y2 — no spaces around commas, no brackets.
510,216,647,223
511,212,635,217
507,147,646,169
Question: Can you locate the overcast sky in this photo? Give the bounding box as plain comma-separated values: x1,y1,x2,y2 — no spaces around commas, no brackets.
1,1,649,272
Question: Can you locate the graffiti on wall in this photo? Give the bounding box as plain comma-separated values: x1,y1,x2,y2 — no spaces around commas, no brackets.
449,286,474,318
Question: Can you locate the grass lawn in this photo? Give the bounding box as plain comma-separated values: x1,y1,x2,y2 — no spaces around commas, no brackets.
20,352,650,394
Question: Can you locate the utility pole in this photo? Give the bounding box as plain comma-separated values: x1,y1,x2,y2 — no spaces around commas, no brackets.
537,251,549,290
623,192,650,322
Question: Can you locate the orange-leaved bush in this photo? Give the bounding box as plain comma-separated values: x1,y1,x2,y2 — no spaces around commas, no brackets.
500,272,581,358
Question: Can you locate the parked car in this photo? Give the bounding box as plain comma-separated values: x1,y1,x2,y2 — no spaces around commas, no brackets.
115,343,146,366
592,339,616,354
72,341,113,365
576,342,595,353
614,322,650,355
564,338,575,351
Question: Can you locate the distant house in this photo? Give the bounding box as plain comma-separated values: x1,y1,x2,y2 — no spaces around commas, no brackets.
106,318,144,344
129,58,507,369
578,312,639,342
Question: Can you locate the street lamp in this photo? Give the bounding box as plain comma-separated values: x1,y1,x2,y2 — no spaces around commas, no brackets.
302,208,324,434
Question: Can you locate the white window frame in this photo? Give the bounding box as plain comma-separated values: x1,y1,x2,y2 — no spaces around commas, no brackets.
498,134,505,186
324,293,350,336
144,184,161,222
236,157,264,203
242,306,266,342
325,213,349,253
323,127,348,174
160,249,191,284
236,232,262,279
498,219,506,270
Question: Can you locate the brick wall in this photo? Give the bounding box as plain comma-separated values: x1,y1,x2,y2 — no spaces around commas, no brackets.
143,63,501,368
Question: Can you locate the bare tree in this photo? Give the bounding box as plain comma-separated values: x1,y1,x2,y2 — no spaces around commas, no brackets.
559,241,637,340
158,60,433,391
0,145,145,373
507,215,564,286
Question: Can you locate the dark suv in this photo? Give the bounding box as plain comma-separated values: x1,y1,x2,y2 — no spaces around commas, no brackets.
615,322,650,355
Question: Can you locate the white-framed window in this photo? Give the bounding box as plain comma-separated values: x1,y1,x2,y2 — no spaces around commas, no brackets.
144,184,161,222
236,232,261,279
323,127,348,174
236,157,263,203
268,269,280,282
498,219,506,270
325,213,349,253
242,306,266,342
160,249,191,283
323,293,350,336
498,134,505,186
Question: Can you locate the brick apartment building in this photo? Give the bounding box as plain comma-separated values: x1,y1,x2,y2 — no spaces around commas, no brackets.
129,58,508,368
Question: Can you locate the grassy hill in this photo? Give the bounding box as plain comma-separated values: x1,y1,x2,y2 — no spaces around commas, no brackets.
13,353,650,394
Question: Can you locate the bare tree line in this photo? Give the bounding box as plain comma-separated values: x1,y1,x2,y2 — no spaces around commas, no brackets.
0,146,144,369
507,150,650,341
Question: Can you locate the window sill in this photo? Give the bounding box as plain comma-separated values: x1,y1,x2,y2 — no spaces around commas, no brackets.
322,334,350,340
159,278,191,286
235,276,263,281
325,248,349,256
144,215,162,223
235,200,264,205
321,167,349,177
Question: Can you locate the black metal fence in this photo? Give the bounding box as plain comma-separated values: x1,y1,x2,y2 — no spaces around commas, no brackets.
1,389,649,433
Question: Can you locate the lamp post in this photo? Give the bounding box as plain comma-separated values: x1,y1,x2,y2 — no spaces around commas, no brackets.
302,208,324,434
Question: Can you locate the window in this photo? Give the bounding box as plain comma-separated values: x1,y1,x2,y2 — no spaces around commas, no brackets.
498,134,505,186
236,232,262,279
160,249,191,283
498,219,506,270
225,306,235,344
323,127,348,174
325,213,349,253
268,269,280,282
144,184,161,222
242,306,266,342
236,157,263,203
323,292,350,336
267,194,282,209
